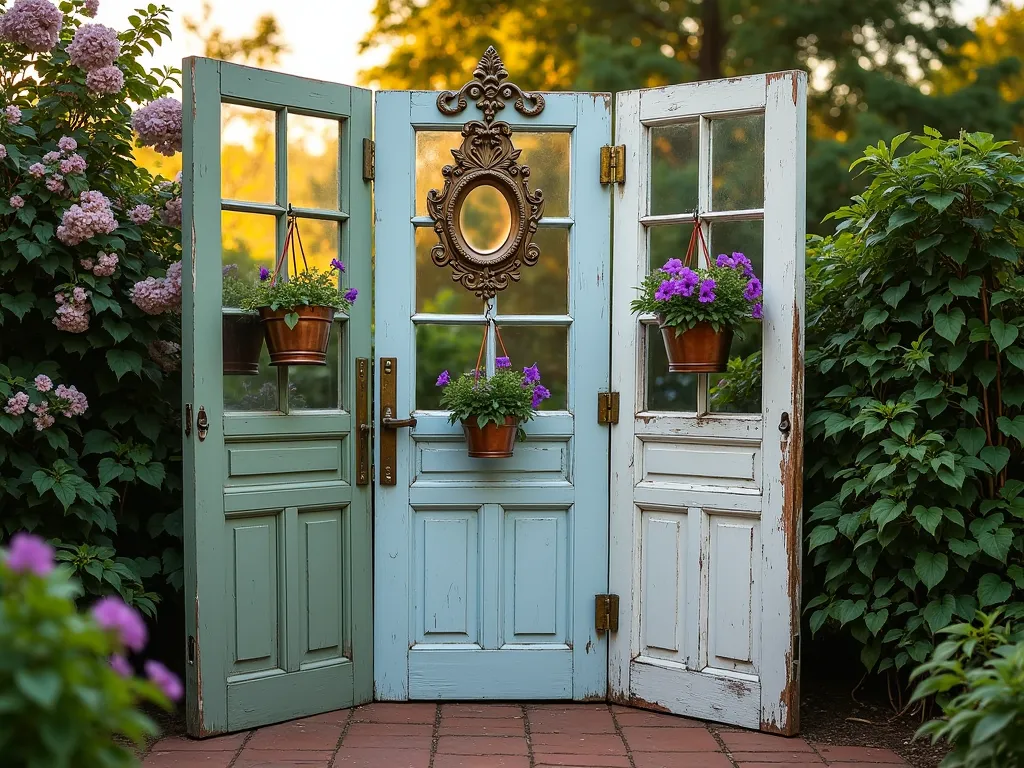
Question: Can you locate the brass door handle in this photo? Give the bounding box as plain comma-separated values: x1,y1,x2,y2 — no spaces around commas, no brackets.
382,415,417,429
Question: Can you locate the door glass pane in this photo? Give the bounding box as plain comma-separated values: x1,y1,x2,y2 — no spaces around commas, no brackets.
645,324,698,412
416,324,484,409
221,103,276,204
649,222,696,273
289,320,341,410
498,325,568,410
649,122,698,216
500,228,569,315
416,227,483,315
287,113,340,211
711,114,765,211
292,217,340,276
708,219,763,413
222,211,278,411
416,130,460,217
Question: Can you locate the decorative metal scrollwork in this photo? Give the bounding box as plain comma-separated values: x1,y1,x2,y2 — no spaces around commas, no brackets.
427,46,546,299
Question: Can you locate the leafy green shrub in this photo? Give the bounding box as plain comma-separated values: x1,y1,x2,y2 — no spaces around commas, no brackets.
437,359,551,436
0,0,184,610
912,611,1024,767
804,130,1024,680
0,532,180,767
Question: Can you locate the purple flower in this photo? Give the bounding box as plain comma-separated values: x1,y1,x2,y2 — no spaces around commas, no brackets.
67,23,120,71
716,253,734,268
531,384,551,409
5,391,29,415
523,363,540,384
436,370,450,387
33,374,52,392
109,655,132,677
661,258,684,276
5,532,54,576
126,204,154,225
9,195,24,209
28,162,45,178
743,277,762,301
330,258,345,272
131,97,182,157
752,302,763,320
698,278,716,304
495,356,511,368
130,261,182,315
86,65,124,96
0,0,62,53
258,266,271,281
732,252,754,277
91,596,147,652
344,287,358,303
84,0,99,16
56,190,118,245
58,136,77,152
654,280,674,302
145,660,183,701
4,105,22,125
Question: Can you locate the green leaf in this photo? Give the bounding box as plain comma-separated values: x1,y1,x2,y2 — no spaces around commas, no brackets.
990,318,1019,351
0,292,35,320
912,505,943,535
923,595,955,633
887,208,919,232
996,416,1024,443
135,462,166,488
882,282,910,308
980,445,1010,473
870,498,906,531
864,610,888,636
978,527,1012,562
955,428,986,456
14,669,62,709
50,477,77,510
106,349,143,380
284,312,300,330
1006,347,1024,371
862,307,888,330
808,526,837,551
97,457,124,486
914,551,948,590
949,276,981,297
977,573,1012,607
914,234,943,254
985,240,1018,263
924,192,957,212
934,309,965,343
82,430,118,456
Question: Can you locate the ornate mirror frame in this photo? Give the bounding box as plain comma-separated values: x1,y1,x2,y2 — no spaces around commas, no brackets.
426,47,546,298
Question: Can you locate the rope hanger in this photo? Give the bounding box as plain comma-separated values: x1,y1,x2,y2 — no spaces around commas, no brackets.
682,211,712,269
473,303,510,382
270,207,309,285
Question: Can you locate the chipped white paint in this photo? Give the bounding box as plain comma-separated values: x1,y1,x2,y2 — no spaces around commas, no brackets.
609,72,806,734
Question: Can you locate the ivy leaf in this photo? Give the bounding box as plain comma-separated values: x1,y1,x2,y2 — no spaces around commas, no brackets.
101,316,133,344
50,476,77,510
934,309,965,343
996,416,1024,443
862,307,889,330
864,609,889,636
990,318,1019,351
923,595,955,633
90,293,122,316
284,311,300,330
881,282,910,308
106,349,143,380
978,527,1013,562
0,292,34,320
914,551,948,590
82,430,118,456
135,462,166,488
978,573,1012,607
1005,347,1024,371
949,276,981,297
985,240,1018,262
980,445,1011,473
912,506,943,536
870,498,906,531
955,428,987,456
808,526,837,550
97,457,124,487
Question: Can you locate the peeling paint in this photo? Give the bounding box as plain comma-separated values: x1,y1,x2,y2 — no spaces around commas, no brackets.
628,694,672,713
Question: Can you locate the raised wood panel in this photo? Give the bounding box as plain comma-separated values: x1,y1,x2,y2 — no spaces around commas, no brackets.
415,438,569,485
229,517,280,674
706,516,760,673
640,511,687,663
503,510,568,642
225,439,344,486
300,510,344,659
629,660,761,729
640,439,761,491
415,509,479,644
409,648,572,700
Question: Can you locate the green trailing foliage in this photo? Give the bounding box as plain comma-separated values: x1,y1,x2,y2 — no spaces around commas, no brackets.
912,611,1024,767
0,1,183,612
242,266,354,329
437,362,550,438
803,130,1024,679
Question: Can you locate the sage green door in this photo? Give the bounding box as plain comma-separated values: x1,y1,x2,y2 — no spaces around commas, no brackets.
182,57,373,735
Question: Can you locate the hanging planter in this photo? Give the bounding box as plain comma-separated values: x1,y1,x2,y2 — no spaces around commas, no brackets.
436,321,551,459
241,215,359,367
222,265,264,375
632,220,763,374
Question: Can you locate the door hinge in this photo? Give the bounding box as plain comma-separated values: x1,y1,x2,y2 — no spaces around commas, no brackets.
595,594,619,633
362,138,375,181
600,145,625,184
597,392,620,425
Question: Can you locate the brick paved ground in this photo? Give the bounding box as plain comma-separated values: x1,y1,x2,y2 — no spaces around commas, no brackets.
144,703,911,768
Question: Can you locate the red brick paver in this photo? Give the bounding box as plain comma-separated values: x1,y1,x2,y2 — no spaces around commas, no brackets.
141,702,913,767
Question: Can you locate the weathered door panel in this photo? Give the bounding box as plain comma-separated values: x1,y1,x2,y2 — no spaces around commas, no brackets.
182,57,373,734
373,88,612,700
608,72,806,733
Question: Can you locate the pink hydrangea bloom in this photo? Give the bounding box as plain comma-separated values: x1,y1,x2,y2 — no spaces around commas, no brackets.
4,105,21,124
68,23,119,70
131,260,182,315
9,195,24,209
128,203,153,224
80,257,94,270
33,374,52,392
28,162,45,177
84,0,99,16
29,401,54,430
4,391,29,416
86,65,123,96
160,197,182,226
54,384,88,416
109,655,132,677
92,251,117,276
42,150,60,164
5,532,54,576
0,145,6,160
58,136,77,152
45,176,64,193
54,292,65,305
60,153,87,175
53,288,91,333
0,0,62,52
56,190,118,245
131,97,182,156
145,660,183,701
91,596,147,652
148,340,181,372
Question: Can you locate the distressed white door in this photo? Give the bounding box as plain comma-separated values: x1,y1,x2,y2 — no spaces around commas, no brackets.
373,90,612,699
608,72,806,734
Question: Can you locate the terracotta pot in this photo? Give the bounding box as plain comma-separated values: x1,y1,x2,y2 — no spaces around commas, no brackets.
462,416,518,458
658,317,733,373
259,305,334,366
222,313,264,375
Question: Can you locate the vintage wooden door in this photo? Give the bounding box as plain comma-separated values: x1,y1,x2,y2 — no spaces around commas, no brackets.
182,57,373,735
607,72,806,733
372,89,613,699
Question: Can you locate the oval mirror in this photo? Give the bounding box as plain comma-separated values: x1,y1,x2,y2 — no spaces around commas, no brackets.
458,185,512,255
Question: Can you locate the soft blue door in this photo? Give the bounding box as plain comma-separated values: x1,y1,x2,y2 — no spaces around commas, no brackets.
373,89,612,699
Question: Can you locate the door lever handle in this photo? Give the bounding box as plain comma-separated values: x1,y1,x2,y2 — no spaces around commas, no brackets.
382,415,417,429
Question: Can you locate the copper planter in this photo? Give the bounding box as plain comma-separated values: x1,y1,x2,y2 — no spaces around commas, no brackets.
658,317,733,373
259,305,333,366
223,313,264,375
462,416,518,458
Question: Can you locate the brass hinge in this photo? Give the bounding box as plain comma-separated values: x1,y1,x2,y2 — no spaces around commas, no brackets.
600,145,625,184
595,594,619,633
597,392,619,425
362,138,375,181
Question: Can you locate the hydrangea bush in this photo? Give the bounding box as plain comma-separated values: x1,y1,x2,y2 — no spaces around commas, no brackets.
0,0,186,612
437,358,552,439
0,532,181,766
